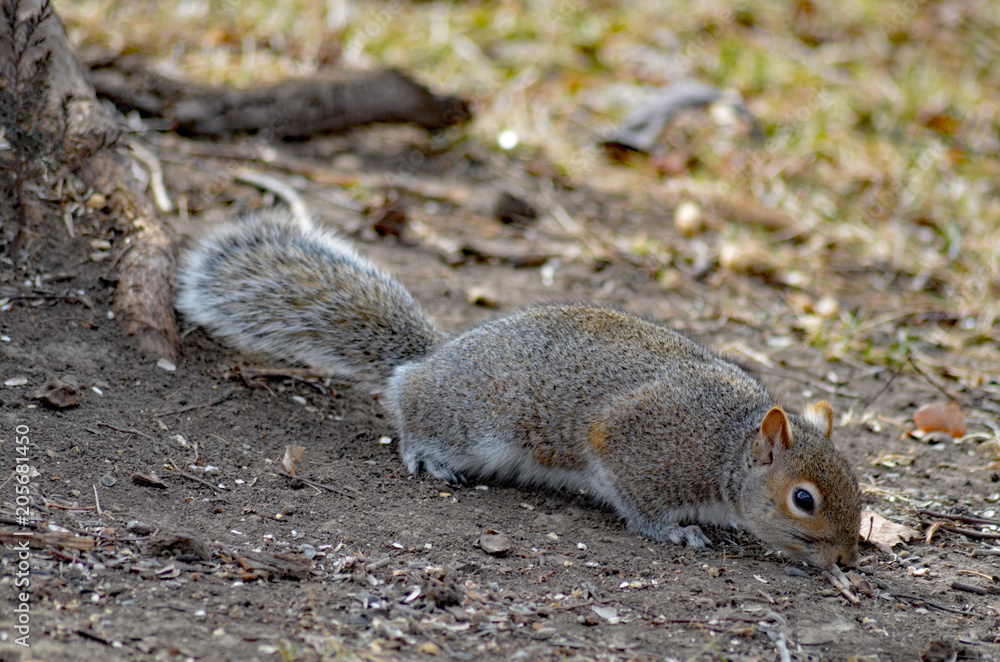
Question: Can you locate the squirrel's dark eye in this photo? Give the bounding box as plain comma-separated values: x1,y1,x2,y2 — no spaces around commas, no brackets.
793,489,815,513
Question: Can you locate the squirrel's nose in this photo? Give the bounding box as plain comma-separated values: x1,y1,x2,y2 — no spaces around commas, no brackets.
836,546,859,568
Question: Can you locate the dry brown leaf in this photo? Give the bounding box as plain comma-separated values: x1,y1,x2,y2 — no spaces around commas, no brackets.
925,520,945,545
847,571,874,597
913,401,966,438
859,510,921,553
34,375,80,409
282,444,307,475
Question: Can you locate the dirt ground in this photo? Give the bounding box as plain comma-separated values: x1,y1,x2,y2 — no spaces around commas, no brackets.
2,129,1000,662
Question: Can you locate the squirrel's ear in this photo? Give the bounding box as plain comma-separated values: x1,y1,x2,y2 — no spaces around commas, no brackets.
754,406,793,465
803,400,834,439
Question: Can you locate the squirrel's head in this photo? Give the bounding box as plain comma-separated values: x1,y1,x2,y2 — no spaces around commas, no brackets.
742,402,861,568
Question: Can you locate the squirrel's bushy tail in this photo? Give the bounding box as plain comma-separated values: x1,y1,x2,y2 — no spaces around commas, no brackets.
176,210,447,385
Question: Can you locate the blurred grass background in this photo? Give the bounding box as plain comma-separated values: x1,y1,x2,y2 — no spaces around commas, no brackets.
62,0,1000,379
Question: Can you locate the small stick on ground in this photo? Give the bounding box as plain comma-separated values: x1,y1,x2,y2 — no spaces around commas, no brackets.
891,593,973,616
755,368,860,398
130,142,173,213
100,241,133,283
951,582,988,596
907,355,964,403
75,629,111,645
957,569,999,581
62,209,75,238
272,468,356,499
937,524,1000,540
917,509,1000,527
859,362,905,409
43,503,97,511
234,168,310,228
92,484,102,515
823,567,861,605
158,389,237,416
97,422,156,440
229,366,331,394
168,457,229,495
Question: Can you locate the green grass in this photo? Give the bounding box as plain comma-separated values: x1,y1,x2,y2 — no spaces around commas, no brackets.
62,0,1000,379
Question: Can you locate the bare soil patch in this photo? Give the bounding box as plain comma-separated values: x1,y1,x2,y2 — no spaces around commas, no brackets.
2,132,999,661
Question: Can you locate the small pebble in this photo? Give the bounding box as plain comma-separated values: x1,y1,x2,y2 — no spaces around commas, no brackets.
466,286,499,308
674,201,704,236
127,520,155,535
479,531,511,555
101,475,117,487
85,193,107,209
418,642,440,655
497,129,518,150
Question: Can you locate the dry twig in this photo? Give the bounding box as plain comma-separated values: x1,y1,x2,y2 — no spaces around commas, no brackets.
272,468,356,499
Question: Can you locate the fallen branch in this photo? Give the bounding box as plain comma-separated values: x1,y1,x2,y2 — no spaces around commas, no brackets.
87,58,472,138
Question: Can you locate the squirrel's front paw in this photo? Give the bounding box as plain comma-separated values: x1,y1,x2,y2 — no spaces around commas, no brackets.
661,523,713,549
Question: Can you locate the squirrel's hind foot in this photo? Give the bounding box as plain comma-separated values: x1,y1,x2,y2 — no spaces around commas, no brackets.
402,447,465,485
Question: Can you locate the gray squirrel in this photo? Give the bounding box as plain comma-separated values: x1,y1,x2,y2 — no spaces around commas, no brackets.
176,210,862,567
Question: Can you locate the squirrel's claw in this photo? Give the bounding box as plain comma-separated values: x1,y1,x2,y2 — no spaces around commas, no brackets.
409,456,464,485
